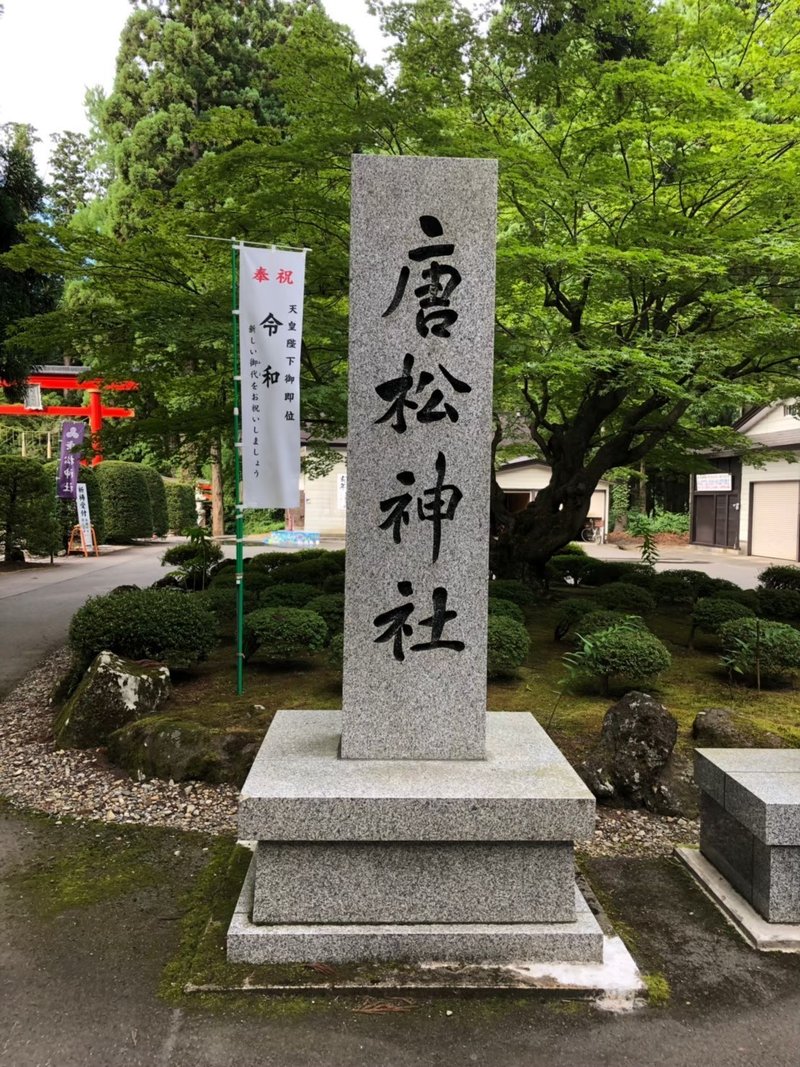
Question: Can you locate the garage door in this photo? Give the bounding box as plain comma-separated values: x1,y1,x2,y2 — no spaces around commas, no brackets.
751,482,800,560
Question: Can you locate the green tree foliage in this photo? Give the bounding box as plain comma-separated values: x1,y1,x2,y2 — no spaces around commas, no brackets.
47,131,107,224
0,125,59,393
0,455,59,561
4,0,800,572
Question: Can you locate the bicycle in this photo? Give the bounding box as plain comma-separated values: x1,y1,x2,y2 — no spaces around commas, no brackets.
580,519,603,544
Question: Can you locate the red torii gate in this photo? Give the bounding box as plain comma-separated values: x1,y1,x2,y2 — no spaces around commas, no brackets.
0,365,137,465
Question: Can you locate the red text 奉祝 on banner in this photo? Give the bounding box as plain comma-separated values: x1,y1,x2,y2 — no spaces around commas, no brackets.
238,245,307,509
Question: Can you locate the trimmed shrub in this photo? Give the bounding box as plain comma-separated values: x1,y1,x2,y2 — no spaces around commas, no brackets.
327,631,345,670
164,481,196,534
140,466,168,537
44,461,106,548
556,542,587,556
594,582,656,615
209,565,273,594
322,571,346,594
553,597,598,641
488,579,538,614
263,557,339,586
581,560,654,587
690,598,755,644
614,565,657,590
249,548,339,573
94,461,153,543
194,586,259,620
488,597,526,624
758,565,800,593
161,538,224,589
756,588,800,623
306,594,345,636
652,572,699,606
243,607,328,662
487,615,530,678
574,610,647,640
68,588,218,669
713,585,760,611
565,624,671,693
719,617,800,686
259,582,321,608
547,554,594,586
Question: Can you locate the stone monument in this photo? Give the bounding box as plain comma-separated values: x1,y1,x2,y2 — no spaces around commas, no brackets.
228,156,604,966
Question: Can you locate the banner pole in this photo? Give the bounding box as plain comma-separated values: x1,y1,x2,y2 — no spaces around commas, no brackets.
231,241,245,696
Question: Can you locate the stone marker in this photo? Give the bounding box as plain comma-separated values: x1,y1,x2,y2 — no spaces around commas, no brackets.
228,155,602,968
695,749,800,922
342,155,497,760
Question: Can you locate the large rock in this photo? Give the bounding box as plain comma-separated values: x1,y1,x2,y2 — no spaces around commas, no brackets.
107,717,260,786
54,651,171,748
692,706,788,749
579,691,679,813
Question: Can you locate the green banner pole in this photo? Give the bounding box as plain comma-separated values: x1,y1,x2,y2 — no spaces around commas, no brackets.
231,241,245,696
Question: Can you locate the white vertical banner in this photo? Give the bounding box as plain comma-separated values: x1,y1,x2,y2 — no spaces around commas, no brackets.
76,482,93,546
238,244,307,508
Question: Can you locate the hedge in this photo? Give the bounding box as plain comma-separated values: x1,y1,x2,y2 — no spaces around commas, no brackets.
164,481,197,535
140,466,168,537
94,461,153,543
43,460,105,548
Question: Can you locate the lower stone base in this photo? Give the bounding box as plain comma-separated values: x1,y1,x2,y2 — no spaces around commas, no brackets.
228,858,604,965
676,847,800,952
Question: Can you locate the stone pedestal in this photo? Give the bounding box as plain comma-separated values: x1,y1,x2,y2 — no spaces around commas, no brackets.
696,749,800,923
228,710,602,964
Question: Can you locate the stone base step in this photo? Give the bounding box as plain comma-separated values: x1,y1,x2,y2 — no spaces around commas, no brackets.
228,858,604,965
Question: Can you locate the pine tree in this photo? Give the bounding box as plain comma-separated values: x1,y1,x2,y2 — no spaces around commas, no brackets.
0,124,59,393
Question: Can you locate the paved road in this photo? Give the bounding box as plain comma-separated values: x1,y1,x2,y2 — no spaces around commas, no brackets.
584,541,786,589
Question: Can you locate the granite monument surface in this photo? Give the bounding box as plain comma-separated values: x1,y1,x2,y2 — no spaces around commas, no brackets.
228,155,603,967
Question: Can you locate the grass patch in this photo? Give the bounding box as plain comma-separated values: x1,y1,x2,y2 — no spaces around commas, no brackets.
5,823,167,919
643,972,671,1006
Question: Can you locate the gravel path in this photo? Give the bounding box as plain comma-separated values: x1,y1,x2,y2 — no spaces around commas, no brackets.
0,650,699,855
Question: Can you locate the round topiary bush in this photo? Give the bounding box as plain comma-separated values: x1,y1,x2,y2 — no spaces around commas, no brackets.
574,610,647,641
488,597,526,624
263,557,339,586
194,586,259,620
69,588,219,669
486,615,530,678
327,631,345,670
243,607,328,662
306,594,345,636
581,560,654,587
690,597,755,644
94,461,153,543
487,579,538,614
594,582,656,615
756,588,800,623
553,597,598,641
547,554,594,586
651,572,699,606
161,539,224,589
258,582,320,608
758,565,800,593
140,466,169,537
209,566,273,594
556,542,587,556
565,624,671,694
719,617,800,686
164,481,196,534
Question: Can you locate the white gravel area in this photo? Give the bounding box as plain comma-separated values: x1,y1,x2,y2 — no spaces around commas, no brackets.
0,650,699,855
0,649,237,835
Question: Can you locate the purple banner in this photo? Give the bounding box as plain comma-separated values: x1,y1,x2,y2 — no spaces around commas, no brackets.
57,421,86,500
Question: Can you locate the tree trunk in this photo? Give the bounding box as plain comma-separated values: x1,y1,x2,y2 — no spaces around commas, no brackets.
210,437,225,538
510,471,596,580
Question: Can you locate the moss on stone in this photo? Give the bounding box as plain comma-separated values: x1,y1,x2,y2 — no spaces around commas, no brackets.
643,972,671,1006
